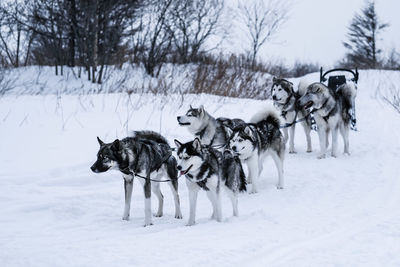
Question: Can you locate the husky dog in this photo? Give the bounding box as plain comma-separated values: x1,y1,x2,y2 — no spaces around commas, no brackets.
177,105,245,148
271,77,312,153
226,104,285,192
297,82,357,159
174,138,246,226
90,131,182,226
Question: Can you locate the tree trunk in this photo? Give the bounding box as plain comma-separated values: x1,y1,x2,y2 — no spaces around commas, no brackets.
16,28,20,67
68,0,77,67
92,0,99,83
24,32,34,66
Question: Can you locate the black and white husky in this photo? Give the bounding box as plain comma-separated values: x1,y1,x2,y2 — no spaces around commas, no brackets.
177,105,245,148
90,131,182,226
226,104,285,192
174,138,246,226
271,77,313,153
297,82,357,159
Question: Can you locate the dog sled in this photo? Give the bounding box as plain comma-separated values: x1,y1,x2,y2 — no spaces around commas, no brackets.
320,67,359,130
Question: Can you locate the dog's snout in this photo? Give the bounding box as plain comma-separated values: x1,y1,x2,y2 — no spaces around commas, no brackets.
272,95,277,100
177,165,182,171
232,146,237,151
177,116,181,121
90,165,96,172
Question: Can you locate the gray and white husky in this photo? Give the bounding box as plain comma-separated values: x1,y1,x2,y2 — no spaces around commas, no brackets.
297,82,357,159
225,104,285,192
271,77,313,153
177,105,245,148
174,138,246,226
90,131,182,226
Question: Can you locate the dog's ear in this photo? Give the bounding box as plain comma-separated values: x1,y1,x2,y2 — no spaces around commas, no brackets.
174,139,182,150
97,136,105,146
244,126,253,136
273,76,277,83
310,83,322,93
199,105,205,116
224,126,233,138
192,138,202,153
111,139,121,151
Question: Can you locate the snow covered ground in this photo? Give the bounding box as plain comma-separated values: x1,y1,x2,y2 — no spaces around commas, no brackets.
0,70,400,266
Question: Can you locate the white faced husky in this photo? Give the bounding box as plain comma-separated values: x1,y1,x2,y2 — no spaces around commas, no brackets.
174,138,246,226
271,77,313,153
225,104,285,192
297,82,357,159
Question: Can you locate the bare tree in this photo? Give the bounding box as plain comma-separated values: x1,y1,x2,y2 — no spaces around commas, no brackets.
0,1,34,67
343,0,389,68
237,0,289,68
133,0,173,77
168,0,224,63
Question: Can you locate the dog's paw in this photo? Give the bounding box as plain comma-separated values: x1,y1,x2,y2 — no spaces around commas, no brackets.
175,213,183,219
317,154,326,159
250,189,258,194
154,212,163,218
344,151,351,156
186,221,195,226
306,149,312,153
331,153,338,158
277,185,284,189
143,222,153,227
122,216,130,221
289,150,297,154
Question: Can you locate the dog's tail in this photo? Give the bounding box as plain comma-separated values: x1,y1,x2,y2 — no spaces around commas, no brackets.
337,82,357,126
166,155,178,181
337,82,357,102
250,102,281,129
221,150,247,193
131,130,169,145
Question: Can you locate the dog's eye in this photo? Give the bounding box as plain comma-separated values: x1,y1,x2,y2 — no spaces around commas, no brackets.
184,156,190,160
278,88,282,91
238,138,243,142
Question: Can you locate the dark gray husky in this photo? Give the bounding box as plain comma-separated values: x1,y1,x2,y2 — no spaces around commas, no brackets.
91,131,182,226
174,138,246,226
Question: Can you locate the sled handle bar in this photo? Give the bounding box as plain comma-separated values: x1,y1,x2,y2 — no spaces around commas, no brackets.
320,67,359,84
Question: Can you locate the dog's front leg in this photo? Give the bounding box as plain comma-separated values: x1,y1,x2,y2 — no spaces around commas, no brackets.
247,156,259,193
206,189,222,222
187,183,199,226
317,130,327,159
282,127,289,144
302,122,312,152
122,175,134,220
143,175,153,226
289,125,296,153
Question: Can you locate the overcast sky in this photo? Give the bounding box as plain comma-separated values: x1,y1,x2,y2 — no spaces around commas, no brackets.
222,0,400,67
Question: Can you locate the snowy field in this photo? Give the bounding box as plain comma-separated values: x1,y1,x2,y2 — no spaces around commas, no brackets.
0,70,400,266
